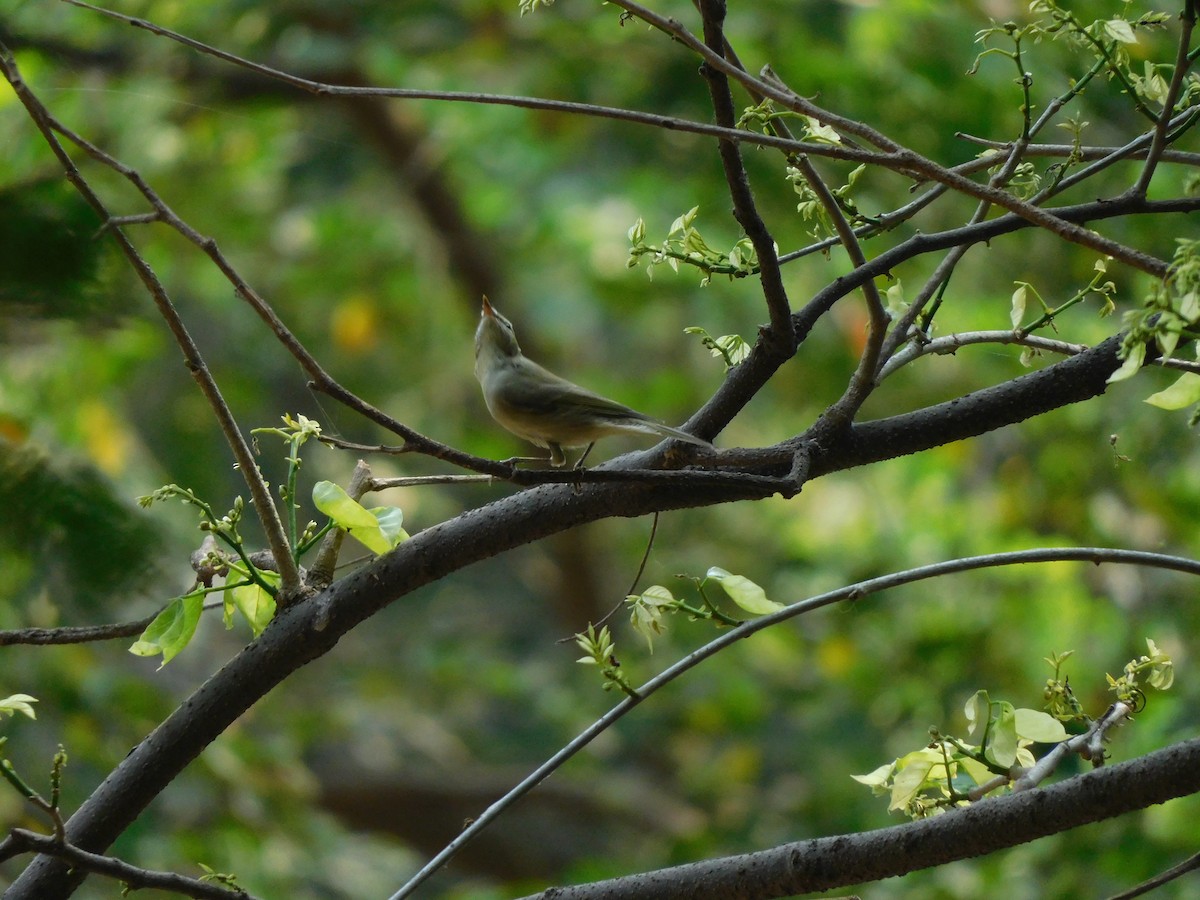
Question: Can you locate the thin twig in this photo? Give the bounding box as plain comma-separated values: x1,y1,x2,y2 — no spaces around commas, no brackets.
1,829,256,900
0,613,158,647
1107,849,1200,900
585,512,661,635
1131,4,1196,195
1011,701,1134,793
0,46,302,596
956,136,1200,168
881,329,1200,380
57,0,881,165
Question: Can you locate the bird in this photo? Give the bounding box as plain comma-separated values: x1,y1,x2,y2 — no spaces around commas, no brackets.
473,296,713,468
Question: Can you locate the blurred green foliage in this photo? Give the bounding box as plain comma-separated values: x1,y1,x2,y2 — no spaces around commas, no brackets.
1,0,1199,897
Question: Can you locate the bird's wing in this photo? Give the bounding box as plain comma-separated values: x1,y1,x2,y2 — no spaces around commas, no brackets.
495,360,650,427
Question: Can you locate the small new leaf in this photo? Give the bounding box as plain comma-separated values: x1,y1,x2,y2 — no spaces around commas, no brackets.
130,592,205,667
1106,342,1145,384
1013,708,1068,743
628,585,675,652
1144,373,1200,410
1011,283,1029,329
0,695,38,721
312,481,406,555
705,567,783,615
227,572,279,638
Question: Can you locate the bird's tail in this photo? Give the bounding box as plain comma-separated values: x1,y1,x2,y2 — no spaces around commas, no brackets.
649,421,713,449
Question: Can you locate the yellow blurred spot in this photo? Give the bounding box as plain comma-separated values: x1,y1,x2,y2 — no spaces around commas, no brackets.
331,295,380,354
717,744,761,782
816,633,857,677
0,414,28,444
78,400,132,475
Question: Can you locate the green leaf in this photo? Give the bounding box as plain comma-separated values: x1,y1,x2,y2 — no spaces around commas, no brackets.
1103,18,1137,44
227,571,279,637
367,505,409,547
889,748,940,812
1144,372,1200,409
963,690,989,736
1013,708,1068,743
1106,342,1145,384
312,481,406,555
0,694,38,720
986,702,1018,768
1179,290,1199,322
130,592,204,667
958,755,993,786
705,567,784,615
851,761,894,787
1010,284,1028,329
640,584,675,607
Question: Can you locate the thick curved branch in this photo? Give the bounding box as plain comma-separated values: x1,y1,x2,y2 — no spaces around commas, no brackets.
815,335,1124,472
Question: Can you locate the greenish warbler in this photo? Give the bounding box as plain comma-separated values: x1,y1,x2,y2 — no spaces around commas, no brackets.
474,296,713,467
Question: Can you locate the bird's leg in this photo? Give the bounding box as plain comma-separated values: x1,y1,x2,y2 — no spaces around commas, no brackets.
572,443,595,470
550,443,569,468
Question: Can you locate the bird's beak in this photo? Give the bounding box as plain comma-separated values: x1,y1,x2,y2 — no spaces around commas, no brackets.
481,295,496,319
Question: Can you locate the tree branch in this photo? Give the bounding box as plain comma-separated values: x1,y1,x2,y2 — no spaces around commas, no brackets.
2,828,256,900
0,613,157,647
694,0,793,348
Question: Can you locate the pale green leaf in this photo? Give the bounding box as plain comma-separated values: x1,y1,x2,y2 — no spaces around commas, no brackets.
986,702,1018,768
1013,708,1068,743
889,749,940,812
313,481,378,529
1103,18,1137,44
229,572,279,637
706,567,784,614
958,755,993,786
640,585,675,607
1145,372,1200,409
804,116,842,144
851,761,895,787
1107,342,1145,383
0,694,38,720
129,592,204,667
713,334,751,368
1180,290,1200,322
1010,284,1028,329
963,689,989,736
313,481,401,555
367,506,409,547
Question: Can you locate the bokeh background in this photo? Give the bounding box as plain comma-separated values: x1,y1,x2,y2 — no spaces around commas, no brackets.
1,0,1197,896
